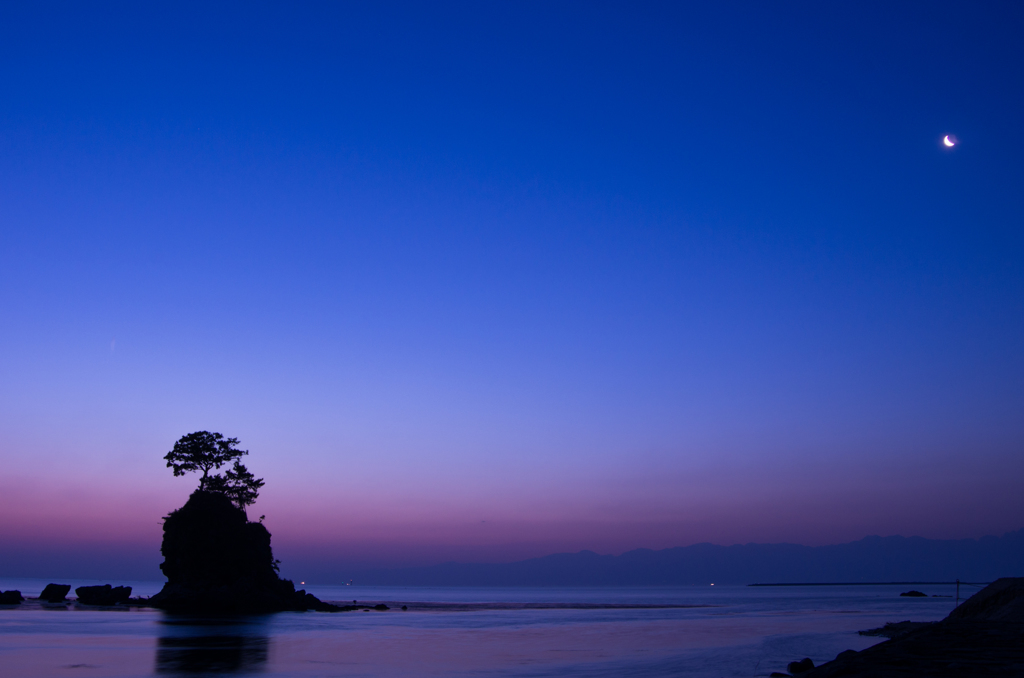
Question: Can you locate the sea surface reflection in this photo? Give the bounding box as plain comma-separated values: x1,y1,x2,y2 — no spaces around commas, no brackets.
0,582,959,677
155,617,270,674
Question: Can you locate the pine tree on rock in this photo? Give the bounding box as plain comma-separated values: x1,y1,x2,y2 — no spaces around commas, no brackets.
164,431,247,486
153,431,339,613
164,431,264,508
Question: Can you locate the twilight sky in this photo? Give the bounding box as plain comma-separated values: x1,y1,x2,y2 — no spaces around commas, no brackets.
2,1,1024,581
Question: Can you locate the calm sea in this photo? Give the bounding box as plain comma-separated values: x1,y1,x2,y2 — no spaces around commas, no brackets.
0,578,958,677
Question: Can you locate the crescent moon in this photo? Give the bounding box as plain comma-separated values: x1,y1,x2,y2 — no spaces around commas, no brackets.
943,135,955,147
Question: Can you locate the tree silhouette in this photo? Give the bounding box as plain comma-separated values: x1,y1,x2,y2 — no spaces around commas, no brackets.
164,431,264,508
205,460,265,509
165,431,247,486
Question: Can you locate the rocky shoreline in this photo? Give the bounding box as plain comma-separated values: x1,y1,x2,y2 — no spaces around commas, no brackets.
0,584,390,613
773,577,1024,677
0,490,387,615
2,437,400,616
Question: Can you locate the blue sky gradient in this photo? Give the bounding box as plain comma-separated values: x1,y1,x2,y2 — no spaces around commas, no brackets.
1,1,1023,577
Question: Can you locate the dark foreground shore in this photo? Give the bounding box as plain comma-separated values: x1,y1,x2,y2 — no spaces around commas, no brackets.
798,577,1024,677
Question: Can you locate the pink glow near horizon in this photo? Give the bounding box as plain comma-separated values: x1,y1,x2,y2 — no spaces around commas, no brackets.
3,435,1022,570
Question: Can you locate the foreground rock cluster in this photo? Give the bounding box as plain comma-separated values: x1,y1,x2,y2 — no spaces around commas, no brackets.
789,578,1024,677
148,490,340,613
1,584,136,606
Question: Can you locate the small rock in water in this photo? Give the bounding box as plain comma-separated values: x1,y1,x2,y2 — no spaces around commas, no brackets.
76,585,133,605
900,590,927,597
0,590,24,604
787,657,815,674
39,584,71,602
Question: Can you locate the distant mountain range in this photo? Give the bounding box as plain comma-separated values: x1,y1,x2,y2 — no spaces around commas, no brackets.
350,530,1024,586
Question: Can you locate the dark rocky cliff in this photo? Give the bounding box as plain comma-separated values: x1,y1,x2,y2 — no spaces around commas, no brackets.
798,578,1024,677
149,490,336,613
